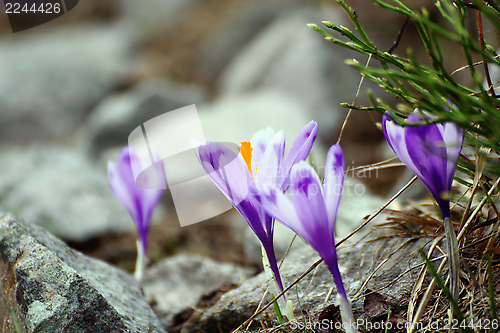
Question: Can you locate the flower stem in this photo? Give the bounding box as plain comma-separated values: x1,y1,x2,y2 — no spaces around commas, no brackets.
338,294,357,333
134,239,147,283
443,217,460,307
324,257,356,333
261,245,289,320
271,293,284,325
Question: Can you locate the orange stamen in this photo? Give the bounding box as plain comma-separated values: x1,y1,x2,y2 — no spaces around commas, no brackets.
239,141,253,177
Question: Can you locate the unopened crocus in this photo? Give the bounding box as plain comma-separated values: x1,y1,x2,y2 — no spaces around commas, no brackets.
383,112,464,300
194,121,318,313
108,146,166,282
258,144,356,332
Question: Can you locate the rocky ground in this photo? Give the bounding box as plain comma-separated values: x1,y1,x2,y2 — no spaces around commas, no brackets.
0,0,493,332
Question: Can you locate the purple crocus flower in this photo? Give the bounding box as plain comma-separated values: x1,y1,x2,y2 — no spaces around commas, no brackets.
258,144,356,331
382,112,464,300
194,121,318,300
382,113,464,219
108,146,165,281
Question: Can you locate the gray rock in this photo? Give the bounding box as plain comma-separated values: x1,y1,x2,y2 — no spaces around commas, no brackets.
0,213,165,333
196,0,304,84
336,177,388,240
142,253,253,329
218,7,374,140
79,79,208,157
0,144,152,242
119,0,200,40
181,236,435,333
0,25,131,142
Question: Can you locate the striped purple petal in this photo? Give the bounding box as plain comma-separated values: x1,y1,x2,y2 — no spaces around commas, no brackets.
257,184,310,239
324,144,344,231
382,114,425,181
250,127,275,176
440,122,464,188
194,141,252,207
289,161,329,250
280,120,318,190
254,130,285,190
405,123,449,207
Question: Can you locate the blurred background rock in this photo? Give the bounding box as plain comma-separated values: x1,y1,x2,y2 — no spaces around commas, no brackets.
0,0,485,329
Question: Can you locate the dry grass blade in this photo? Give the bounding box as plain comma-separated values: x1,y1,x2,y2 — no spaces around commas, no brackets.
476,9,496,97
449,55,500,76
353,162,406,175
383,209,443,230
458,177,500,242
407,236,444,333
349,156,399,171
337,54,372,144
410,257,448,333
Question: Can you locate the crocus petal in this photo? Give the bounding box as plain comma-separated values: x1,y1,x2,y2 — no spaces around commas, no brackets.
117,147,146,202
254,130,285,189
280,121,318,189
126,149,166,233
382,114,425,181
139,161,166,234
289,161,328,230
108,159,140,225
406,112,426,124
195,141,253,206
405,124,448,203
258,184,310,241
108,146,165,251
323,144,344,230
236,191,285,293
250,127,275,175
236,194,269,239
288,161,330,253
441,122,464,187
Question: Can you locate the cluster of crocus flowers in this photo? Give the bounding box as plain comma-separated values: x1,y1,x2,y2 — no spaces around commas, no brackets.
194,121,318,316
383,112,464,300
195,123,358,329
258,144,356,332
108,146,166,282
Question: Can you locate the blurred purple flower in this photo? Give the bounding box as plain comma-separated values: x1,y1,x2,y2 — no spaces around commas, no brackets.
108,146,165,280
194,121,318,296
382,113,464,219
258,144,355,330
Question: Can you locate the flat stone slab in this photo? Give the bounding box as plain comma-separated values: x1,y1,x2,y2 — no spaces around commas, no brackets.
0,213,165,333
142,253,254,329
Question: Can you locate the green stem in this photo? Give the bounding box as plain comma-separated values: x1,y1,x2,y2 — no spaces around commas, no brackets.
134,239,147,282
271,293,284,324
443,217,460,309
